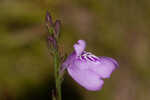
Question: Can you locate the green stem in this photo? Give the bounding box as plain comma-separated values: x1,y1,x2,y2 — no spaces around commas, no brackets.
54,49,62,100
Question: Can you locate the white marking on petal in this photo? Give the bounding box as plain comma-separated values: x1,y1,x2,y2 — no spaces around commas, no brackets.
79,51,99,62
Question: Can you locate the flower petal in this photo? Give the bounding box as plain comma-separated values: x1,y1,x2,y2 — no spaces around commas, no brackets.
75,56,118,79
73,40,86,56
62,52,76,69
91,56,118,78
67,65,104,91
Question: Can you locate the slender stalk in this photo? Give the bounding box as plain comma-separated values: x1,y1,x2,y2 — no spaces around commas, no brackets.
46,11,62,100
53,49,62,100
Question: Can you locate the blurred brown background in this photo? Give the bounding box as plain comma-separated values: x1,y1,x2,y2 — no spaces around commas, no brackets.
0,0,150,100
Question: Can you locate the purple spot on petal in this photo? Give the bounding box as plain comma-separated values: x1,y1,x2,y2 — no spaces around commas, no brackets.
91,56,98,61
81,55,86,60
87,56,94,61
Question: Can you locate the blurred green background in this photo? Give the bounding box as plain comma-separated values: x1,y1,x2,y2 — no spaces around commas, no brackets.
0,0,150,100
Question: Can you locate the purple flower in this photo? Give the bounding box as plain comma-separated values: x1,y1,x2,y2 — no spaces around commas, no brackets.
62,40,118,91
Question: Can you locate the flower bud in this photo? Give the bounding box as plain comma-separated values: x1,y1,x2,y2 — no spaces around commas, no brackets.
54,20,61,38
46,11,53,28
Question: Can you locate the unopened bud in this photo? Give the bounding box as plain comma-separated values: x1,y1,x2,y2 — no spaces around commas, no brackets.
46,11,53,29
54,20,61,38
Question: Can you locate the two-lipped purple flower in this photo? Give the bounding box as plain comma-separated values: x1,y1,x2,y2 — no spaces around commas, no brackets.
63,40,118,91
